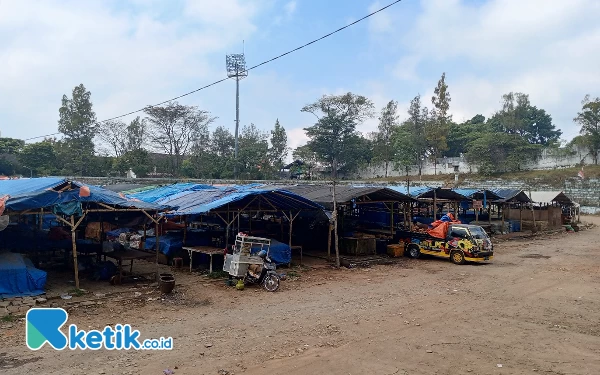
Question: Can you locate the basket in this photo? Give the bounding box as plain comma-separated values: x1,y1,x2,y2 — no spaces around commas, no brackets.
387,243,405,258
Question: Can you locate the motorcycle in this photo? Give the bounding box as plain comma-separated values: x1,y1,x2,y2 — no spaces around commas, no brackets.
245,250,281,292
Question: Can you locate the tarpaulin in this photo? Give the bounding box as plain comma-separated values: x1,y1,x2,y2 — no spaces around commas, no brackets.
0,252,47,298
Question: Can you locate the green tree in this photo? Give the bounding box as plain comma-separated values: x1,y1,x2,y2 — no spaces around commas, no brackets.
126,116,146,151
574,95,600,164
18,141,57,176
466,133,541,175
238,123,269,179
98,120,127,157
446,115,490,157
144,101,215,176
489,92,561,145
269,119,289,174
292,145,318,179
301,93,374,178
372,100,399,178
58,84,98,175
428,73,452,172
0,138,25,154
396,94,429,175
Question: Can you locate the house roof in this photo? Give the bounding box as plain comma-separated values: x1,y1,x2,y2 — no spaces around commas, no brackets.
529,191,574,205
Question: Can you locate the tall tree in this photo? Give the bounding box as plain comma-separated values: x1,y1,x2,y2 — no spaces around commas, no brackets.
372,100,399,178
126,116,146,151
301,93,374,178
57,84,98,175
97,120,127,157
428,73,452,172
211,126,235,157
574,94,600,164
18,140,57,176
269,119,289,174
144,101,215,175
238,123,269,179
397,94,429,176
490,92,561,145
0,138,25,154
292,144,318,179
466,133,541,175
446,115,490,157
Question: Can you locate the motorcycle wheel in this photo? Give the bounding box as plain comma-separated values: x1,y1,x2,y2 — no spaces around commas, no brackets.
263,273,281,292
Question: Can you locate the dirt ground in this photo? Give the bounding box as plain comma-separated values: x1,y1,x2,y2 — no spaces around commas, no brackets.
2,217,600,375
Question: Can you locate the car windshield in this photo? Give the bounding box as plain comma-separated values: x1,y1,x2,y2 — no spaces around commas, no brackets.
468,226,489,240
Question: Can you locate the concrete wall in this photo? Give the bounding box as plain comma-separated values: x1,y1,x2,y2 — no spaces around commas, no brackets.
354,145,593,179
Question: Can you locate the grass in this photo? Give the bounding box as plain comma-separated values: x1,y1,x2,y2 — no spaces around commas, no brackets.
1,315,17,322
286,271,300,278
206,270,230,279
68,288,86,297
367,165,600,187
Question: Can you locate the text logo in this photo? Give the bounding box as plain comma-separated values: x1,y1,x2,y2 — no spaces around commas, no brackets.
26,308,173,350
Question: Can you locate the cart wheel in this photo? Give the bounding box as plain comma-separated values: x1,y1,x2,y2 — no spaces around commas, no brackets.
263,273,280,292
408,245,421,259
451,250,466,265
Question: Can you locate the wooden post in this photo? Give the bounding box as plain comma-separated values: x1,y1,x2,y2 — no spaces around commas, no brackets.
520,204,523,230
39,208,44,230
433,189,437,220
70,215,80,290
155,220,160,281
327,223,332,258
237,209,240,233
475,204,479,223
332,181,340,268
288,210,293,251
390,202,394,236
501,204,505,233
403,204,407,230
488,203,492,224
183,217,187,245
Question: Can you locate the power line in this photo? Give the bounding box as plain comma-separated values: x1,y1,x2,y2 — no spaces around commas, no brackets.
23,0,403,142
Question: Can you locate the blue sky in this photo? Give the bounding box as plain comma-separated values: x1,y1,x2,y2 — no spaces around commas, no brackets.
1,0,599,157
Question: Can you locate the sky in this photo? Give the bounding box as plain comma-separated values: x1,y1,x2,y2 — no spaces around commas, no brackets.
1,0,599,159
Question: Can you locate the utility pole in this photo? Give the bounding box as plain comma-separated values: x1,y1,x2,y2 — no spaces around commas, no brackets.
226,53,248,180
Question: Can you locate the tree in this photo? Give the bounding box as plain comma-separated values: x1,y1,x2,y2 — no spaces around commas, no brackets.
574,95,600,164
490,92,561,145
238,123,269,179
58,84,98,175
292,145,318,179
396,94,429,175
301,93,375,178
466,133,541,175
18,141,57,176
211,126,235,157
269,119,289,174
428,73,452,172
0,138,25,154
126,116,146,152
144,101,215,176
97,120,127,157
446,115,490,157
372,100,399,177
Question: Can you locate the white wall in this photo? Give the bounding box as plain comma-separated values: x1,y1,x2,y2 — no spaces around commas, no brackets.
355,146,593,179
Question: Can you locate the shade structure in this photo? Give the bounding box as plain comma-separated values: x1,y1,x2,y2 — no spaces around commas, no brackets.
491,189,532,203
281,185,414,209
528,191,573,206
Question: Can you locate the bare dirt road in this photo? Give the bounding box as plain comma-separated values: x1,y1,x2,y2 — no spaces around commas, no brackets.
2,217,600,375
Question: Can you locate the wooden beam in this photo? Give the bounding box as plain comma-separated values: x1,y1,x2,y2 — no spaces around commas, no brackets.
70,215,80,290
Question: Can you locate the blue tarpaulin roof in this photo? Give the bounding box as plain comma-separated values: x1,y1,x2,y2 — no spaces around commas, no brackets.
387,186,434,198
452,189,503,201
127,183,214,203
1,178,165,213
490,189,532,203
158,186,324,215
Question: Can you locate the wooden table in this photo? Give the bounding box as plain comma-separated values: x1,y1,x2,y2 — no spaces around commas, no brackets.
183,246,223,273
104,250,155,284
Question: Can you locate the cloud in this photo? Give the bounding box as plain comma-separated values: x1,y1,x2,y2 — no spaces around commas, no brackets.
390,0,600,140
284,1,297,17
367,1,393,33
0,0,266,140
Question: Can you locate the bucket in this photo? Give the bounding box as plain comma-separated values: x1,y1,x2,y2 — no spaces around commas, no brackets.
159,273,175,294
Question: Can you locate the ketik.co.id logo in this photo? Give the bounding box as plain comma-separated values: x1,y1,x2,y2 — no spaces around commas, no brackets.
26,308,173,350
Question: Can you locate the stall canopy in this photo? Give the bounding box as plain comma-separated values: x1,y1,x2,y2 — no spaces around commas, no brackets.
3,179,165,214
388,186,434,198
491,189,532,203
281,185,414,209
529,191,573,206
126,183,214,203
158,186,325,216
452,189,503,201
411,187,468,201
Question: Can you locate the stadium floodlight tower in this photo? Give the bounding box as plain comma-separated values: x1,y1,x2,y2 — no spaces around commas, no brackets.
226,53,248,180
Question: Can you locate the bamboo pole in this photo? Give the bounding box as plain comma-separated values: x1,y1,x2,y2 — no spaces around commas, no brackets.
333,181,340,268
433,189,437,220
183,217,187,245
70,215,80,290
390,202,394,236
520,204,523,231
327,223,332,259
155,220,161,281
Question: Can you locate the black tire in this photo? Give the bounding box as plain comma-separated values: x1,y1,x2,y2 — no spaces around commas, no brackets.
263,273,280,292
450,250,466,265
408,245,421,259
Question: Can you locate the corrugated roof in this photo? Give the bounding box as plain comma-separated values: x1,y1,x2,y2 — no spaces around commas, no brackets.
0,177,68,198
387,186,432,198
160,187,324,215
491,189,532,203
281,185,414,208
529,191,573,205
